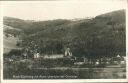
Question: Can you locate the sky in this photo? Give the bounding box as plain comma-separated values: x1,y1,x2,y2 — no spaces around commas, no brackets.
1,0,126,21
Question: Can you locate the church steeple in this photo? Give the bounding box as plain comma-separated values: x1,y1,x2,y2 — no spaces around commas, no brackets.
64,48,72,57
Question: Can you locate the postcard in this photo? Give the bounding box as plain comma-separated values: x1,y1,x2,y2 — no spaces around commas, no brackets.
0,0,127,83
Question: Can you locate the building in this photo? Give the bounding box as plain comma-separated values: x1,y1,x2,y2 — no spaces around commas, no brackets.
34,53,40,59
43,54,64,59
64,48,72,57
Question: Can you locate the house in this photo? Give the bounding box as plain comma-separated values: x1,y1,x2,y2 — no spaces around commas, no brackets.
120,56,126,65
95,61,100,65
106,61,110,65
23,52,28,59
43,54,64,59
73,57,88,65
122,56,126,61
74,62,84,65
34,53,40,59
120,61,125,65
110,55,126,65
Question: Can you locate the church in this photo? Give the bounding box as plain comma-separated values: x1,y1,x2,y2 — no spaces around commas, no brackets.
33,48,73,59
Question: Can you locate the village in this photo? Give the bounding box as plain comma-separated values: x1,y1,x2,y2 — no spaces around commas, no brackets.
3,33,126,68
22,47,126,68
3,29,126,68
2,0,127,79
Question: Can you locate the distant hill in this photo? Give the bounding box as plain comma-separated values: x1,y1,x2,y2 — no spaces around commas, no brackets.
3,9,126,57
3,16,32,30
3,17,72,34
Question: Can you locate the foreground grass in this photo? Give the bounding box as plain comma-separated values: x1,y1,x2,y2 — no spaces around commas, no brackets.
3,58,126,79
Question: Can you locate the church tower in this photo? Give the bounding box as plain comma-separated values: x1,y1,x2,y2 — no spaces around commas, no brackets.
64,48,72,57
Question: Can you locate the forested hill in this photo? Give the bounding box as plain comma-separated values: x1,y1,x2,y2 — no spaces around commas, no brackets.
3,9,126,58
3,17,72,34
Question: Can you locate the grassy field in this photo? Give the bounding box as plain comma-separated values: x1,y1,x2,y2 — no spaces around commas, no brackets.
3,35,20,53
3,58,126,79
4,66,126,79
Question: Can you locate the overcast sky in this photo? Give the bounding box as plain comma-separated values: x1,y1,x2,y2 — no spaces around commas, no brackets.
1,0,126,21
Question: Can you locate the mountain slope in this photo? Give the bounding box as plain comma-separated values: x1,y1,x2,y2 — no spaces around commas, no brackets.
3,25,22,54
3,9,126,57
3,35,21,53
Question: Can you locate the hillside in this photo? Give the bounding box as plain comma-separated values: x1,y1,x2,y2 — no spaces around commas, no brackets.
3,35,21,53
3,25,22,54
3,9,126,58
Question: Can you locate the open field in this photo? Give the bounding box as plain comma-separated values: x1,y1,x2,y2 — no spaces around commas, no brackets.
4,67,126,79
3,59,126,79
30,68,126,79
3,35,21,53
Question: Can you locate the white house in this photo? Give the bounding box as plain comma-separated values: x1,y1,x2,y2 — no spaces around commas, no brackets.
43,54,64,59
34,53,40,59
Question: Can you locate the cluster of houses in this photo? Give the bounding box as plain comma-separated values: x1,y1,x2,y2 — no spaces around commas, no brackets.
32,48,126,66
33,48,72,58
4,47,126,68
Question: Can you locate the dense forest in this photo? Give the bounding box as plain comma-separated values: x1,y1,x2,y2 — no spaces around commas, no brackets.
3,9,126,59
